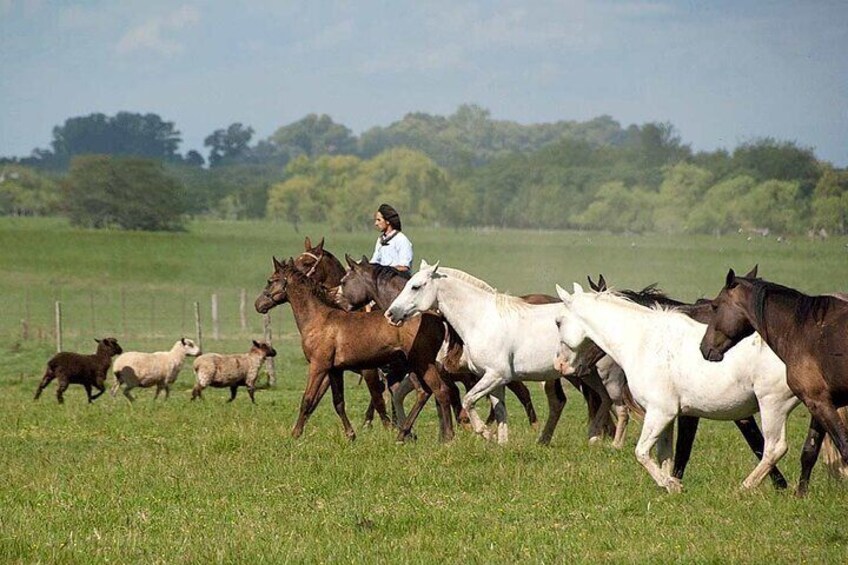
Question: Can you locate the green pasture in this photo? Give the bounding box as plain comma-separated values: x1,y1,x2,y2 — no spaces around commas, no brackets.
1,217,847,563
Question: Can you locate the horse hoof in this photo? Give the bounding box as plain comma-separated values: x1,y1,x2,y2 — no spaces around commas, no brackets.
665,477,683,494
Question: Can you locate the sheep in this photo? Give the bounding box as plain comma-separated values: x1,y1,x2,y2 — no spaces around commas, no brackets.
34,337,123,404
111,338,202,402
191,340,277,403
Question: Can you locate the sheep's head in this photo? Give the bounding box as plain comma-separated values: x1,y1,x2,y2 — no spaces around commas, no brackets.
180,337,201,356
255,257,294,314
96,337,123,357
251,340,277,358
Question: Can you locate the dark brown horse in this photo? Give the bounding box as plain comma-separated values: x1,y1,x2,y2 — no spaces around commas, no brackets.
584,275,787,488
255,257,454,442
336,255,544,427
291,237,392,429
699,266,848,496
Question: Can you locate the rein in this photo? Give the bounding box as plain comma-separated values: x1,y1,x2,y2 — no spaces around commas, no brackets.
299,251,324,278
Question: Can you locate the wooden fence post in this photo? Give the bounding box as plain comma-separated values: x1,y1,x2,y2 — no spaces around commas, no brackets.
54,301,62,353
211,293,219,340
240,288,247,333
263,313,276,386
194,301,203,352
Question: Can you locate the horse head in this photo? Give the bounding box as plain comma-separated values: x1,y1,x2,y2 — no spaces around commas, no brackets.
385,259,442,325
255,256,294,313
294,236,346,288
699,266,759,362
337,254,374,311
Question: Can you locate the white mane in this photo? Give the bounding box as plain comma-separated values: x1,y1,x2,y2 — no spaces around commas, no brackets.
437,266,530,314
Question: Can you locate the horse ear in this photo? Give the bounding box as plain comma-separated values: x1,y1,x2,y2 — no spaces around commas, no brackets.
587,275,597,291
420,259,430,270
556,284,572,305
725,268,737,288
345,254,356,269
360,255,369,265
598,274,607,290
572,282,585,294
304,236,312,250
430,261,440,273
273,256,284,271
316,237,325,251
745,264,758,279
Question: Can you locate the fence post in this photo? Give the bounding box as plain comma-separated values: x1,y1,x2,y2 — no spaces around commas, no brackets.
89,291,96,334
211,293,219,340
263,313,276,386
54,301,62,353
194,301,203,352
240,288,247,333
121,288,127,337
21,319,29,341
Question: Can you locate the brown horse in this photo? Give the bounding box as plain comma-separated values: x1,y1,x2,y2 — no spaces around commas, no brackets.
337,255,540,426
699,266,848,496
584,275,787,488
291,237,391,429
255,257,454,442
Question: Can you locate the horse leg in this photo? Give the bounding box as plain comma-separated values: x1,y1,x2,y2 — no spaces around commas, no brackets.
741,406,790,490
657,426,674,476
329,368,356,441
672,416,700,479
578,366,613,445
390,375,416,429
395,379,430,443
444,377,469,428
538,379,566,446
612,402,629,449
421,366,455,443
291,367,330,439
797,415,827,497
733,416,788,489
462,371,508,442
489,385,508,445
634,410,680,493
805,398,848,465
361,368,391,429
505,380,538,429
34,369,55,400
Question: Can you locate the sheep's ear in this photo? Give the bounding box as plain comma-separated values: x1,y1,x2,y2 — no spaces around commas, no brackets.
252,339,261,348
304,236,312,250
572,282,585,294
555,284,572,305
181,337,186,345
745,264,758,279
95,338,101,344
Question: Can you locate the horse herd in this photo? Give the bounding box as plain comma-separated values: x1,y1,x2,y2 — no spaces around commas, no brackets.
35,236,848,497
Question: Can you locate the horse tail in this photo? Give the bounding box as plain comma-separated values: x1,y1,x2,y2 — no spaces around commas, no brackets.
443,323,465,374
821,406,848,479
621,382,645,420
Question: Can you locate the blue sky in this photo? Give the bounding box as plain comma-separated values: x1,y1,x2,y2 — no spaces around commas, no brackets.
1,1,846,165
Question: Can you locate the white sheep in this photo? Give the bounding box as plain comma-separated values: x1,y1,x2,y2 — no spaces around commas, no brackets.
191,340,277,403
111,338,202,401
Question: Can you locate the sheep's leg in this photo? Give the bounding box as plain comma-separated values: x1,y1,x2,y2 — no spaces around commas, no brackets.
227,385,239,402
84,383,94,403
90,377,106,401
122,387,136,402
153,385,162,400
190,384,203,401
55,378,69,404
163,385,170,401
329,368,356,441
34,369,55,400
247,384,256,404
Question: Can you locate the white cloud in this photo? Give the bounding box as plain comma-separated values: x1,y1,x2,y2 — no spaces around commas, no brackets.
115,4,200,57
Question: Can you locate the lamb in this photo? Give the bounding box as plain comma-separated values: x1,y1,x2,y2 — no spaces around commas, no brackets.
34,337,123,404
111,338,202,402
191,340,277,403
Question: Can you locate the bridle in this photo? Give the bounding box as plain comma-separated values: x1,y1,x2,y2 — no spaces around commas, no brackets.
298,251,323,278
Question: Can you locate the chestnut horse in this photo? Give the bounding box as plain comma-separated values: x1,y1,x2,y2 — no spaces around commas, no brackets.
255,257,454,442
292,237,391,429
700,266,848,496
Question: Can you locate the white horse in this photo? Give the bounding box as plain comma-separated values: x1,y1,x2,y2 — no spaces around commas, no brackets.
385,261,608,445
555,283,800,493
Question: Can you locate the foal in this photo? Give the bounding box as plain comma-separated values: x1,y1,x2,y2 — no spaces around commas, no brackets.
255,257,454,442
700,267,848,496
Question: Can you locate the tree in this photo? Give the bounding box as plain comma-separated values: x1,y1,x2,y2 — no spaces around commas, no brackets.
204,123,255,167
731,138,820,196
737,180,804,234
653,163,713,233
810,167,848,235
62,156,186,231
0,165,61,216
688,175,757,235
573,181,656,233
269,114,356,158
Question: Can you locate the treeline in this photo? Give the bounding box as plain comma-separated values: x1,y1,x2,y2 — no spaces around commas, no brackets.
1,105,846,235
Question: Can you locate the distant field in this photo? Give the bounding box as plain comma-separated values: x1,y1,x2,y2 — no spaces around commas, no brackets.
1,217,847,562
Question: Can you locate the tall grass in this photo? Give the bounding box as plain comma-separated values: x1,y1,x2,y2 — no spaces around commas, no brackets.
1,217,847,563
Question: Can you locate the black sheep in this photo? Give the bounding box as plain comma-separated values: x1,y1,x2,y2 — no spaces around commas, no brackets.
34,338,123,404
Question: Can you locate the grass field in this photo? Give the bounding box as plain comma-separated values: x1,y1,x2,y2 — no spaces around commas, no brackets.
1,217,847,563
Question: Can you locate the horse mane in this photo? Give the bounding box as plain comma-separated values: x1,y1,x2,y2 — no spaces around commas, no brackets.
618,284,687,308
436,266,530,313
746,277,832,329
284,263,345,309
369,263,410,284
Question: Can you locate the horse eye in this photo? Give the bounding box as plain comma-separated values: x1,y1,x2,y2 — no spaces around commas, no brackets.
411,284,422,291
